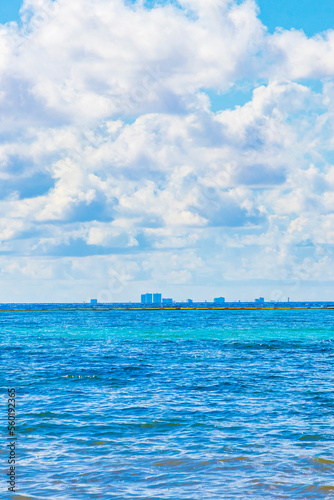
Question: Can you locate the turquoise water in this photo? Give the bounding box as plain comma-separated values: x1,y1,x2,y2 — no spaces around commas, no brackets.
2,307,334,499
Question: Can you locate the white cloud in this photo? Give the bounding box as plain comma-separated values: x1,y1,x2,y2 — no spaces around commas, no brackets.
267,29,334,80
0,0,333,301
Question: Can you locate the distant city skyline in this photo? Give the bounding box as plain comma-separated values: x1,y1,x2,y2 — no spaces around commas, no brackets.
88,293,284,304
86,295,331,305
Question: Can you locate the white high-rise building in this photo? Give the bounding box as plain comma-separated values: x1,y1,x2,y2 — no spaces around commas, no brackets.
153,293,162,304
145,293,153,304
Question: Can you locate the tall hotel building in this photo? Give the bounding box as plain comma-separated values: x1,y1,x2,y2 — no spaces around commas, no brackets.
141,293,153,304
153,293,162,304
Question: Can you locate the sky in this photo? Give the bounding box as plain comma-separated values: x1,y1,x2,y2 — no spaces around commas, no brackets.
0,0,333,303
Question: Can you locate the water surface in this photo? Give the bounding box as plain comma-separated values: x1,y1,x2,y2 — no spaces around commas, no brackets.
1,307,334,499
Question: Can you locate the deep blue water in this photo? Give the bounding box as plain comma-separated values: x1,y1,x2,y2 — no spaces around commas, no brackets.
1,306,334,499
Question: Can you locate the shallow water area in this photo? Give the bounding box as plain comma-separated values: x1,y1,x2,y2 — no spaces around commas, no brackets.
1,306,334,499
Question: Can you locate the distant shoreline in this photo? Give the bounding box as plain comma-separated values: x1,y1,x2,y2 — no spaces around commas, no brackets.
0,305,333,312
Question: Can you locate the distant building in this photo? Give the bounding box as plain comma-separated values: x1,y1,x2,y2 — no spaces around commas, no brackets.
145,293,153,304
214,297,225,304
187,299,193,304
141,293,153,304
90,299,98,305
255,297,265,303
153,293,162,304
162,298,173,305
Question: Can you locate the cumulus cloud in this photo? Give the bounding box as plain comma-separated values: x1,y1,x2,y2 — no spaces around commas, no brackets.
0,0,333,301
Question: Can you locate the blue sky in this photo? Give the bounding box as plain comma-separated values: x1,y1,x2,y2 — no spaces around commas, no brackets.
257,0,334,36
0,0,22,23
0,0,333,302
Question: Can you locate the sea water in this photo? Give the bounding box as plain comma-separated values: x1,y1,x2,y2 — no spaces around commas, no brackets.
1,306,334,499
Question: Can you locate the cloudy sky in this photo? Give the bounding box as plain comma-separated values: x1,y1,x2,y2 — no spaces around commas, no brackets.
0,0,333,303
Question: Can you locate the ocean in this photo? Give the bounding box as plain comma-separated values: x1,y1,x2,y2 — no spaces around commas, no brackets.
2,305,334,499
